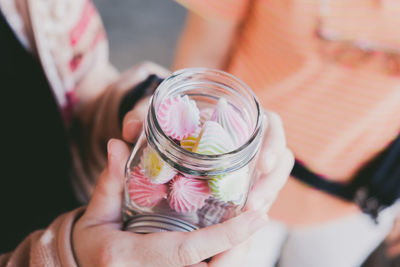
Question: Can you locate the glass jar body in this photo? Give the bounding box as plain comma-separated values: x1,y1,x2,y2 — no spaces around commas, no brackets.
123,68,264,233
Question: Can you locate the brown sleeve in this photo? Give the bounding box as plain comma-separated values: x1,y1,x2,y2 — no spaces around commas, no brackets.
70,62,170,203
0,207,85,267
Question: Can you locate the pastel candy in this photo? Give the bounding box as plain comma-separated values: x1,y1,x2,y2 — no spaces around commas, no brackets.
157,95,200,140
209,166,249,203
180,128,200,152
197,197,236,227
168,175,210,213
211,98,251,147
141,147,176,184
193,121,234,155
128,166,168,208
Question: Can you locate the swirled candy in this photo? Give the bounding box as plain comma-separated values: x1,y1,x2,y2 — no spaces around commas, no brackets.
193,121,234,155
168,175,210,213
157,95,200,140
211,98,250,147
128,166,168,208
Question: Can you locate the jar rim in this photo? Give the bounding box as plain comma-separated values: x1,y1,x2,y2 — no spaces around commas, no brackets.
146,68,264,176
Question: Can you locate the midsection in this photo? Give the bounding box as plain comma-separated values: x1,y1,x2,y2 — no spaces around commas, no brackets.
229,0,400,225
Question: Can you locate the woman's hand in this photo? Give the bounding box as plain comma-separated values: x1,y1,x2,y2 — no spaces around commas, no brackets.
72,139,270,267
121,105,294,267
199,111,294,267
246,111,294,213
119,69,294,266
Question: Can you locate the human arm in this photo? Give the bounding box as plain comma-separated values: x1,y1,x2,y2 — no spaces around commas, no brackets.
172,0,251,70
173,11,238,70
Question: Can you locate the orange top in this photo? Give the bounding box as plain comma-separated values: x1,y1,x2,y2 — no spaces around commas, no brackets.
177,0,400,224
177,0,400,181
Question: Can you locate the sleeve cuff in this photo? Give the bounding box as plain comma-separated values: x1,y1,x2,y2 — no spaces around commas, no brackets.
58,207,86,267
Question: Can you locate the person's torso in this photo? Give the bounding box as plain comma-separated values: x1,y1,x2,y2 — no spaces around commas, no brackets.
227,0,400,225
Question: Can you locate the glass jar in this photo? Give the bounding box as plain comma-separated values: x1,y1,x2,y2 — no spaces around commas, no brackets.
123,68,264,233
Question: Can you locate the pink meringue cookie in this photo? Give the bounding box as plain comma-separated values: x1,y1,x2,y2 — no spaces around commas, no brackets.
211,98,251,147
128,166,167,208
168,175,210,213
193,121,234,155
157,95,200,140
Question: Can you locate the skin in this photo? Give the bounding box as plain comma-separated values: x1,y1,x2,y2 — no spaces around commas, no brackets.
72,73,294,266
173,12,236,71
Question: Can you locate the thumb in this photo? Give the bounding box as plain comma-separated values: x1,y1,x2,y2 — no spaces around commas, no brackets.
84,139,130,225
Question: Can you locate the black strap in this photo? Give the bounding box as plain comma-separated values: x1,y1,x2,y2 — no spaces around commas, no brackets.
291,161,353,200
291,134,400,219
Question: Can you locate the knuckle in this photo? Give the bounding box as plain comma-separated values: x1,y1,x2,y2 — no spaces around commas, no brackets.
96,240,129,267
177,239,202,265
97,243,116,267
219,223,241,247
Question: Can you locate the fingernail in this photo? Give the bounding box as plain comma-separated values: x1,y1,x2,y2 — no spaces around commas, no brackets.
248,211,269,231
127,118,140,127
107,139,123,158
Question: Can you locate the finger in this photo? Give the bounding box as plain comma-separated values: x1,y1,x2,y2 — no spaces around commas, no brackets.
84,139,130,224
209,238,252,267
246,148,294,212
258,111,287,174
168,210,269,266
122,97,149,143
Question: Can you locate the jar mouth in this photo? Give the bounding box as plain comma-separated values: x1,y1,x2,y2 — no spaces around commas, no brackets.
146,68,264,176
124,214,198,233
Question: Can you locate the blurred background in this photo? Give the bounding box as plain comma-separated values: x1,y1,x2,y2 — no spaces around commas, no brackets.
92,2,399,267
93,0,186,71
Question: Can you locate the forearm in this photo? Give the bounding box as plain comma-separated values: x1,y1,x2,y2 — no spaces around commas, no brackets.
173,12,239,70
